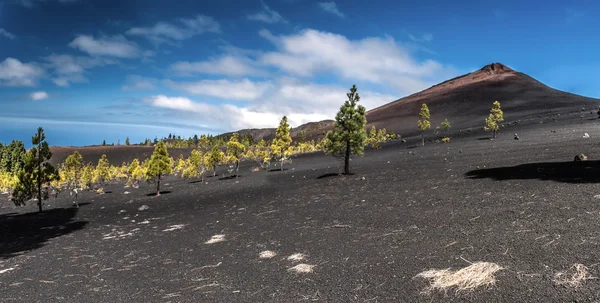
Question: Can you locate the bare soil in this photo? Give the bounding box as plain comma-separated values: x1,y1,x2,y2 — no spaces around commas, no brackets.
3,113,600,302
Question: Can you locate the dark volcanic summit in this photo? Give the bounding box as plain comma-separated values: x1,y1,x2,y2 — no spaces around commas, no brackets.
366,62,599,137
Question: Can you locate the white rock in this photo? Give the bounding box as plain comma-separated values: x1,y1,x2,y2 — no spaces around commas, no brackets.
138,205,150,211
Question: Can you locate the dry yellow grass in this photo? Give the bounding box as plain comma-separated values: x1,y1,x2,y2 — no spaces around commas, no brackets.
259,250,277,259
553,264,594,288
415,261,503,295
204,234,226,244
288,264,315,273
287,253,306,261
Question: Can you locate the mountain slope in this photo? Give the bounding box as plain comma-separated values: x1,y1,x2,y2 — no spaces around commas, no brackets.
366,63,600,137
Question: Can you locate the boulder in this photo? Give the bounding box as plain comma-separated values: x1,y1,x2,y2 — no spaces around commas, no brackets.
514,133,519,140
574,153,588,162
583,133,590,138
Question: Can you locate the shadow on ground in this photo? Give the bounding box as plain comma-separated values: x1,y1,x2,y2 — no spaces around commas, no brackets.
146,191,173,196
0,206,89,259
465,160,600,183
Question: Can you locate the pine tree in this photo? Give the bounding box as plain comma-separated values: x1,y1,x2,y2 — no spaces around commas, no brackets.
484,101,504,139
271,116,293,171
145,141,172,196
63,151,83,206
11,127,58,212
125,137,130,145
227,133,246,172
206,145,224,177
94,154,110,190
418,103,431,147
441,119,451,134
324,84,367,175
102,139,106,146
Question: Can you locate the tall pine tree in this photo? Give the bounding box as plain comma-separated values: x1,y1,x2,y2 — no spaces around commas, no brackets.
12,127,57,212
324,84,367,175
484,101,504,139
271,116,293,171
418,103,431,147
145,141,172,196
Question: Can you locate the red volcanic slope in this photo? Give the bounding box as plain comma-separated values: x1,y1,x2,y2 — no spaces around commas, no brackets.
366,63,599,137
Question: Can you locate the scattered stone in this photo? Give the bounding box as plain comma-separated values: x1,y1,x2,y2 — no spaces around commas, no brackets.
360,176,366,180
138,205,150,211
124,191,130,195
574,154,588,162
583,133,590,138
401,139,407,143
118,210,126,214
514,133,519,140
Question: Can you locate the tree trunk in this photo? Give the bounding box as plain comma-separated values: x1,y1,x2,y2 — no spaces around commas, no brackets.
37,151,42,213
344,139,351,175
493,129,497,139
421,133,425,147
156,173,161,196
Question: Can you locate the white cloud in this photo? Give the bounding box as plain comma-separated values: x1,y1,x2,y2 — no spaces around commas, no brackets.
258,29,454,94
44,54,117,87
126,14,220,45
69,35,141,58
0,58,44,87
153,78,396,131
317,2,345,18
121,75,157,91
166,78,273,101
170,55,266,77
247,1,287,24
0,28,16,39
146,95,216,113
30,91,48,101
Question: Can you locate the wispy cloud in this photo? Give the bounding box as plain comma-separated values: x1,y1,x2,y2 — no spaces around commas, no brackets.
247,1,287,24
44,54,117,87
258,29,452,93
69,34,141,58
170,55,267,77
408,33,433,43
317,2,345,18
0,28,16,39
121,75,157,91
0,58,44,87
126,14,221,46
166,78,273,101
30,91,48,101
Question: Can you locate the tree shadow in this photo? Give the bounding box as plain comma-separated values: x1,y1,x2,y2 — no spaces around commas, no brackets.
0,207,89,259
317,173,340,179
218,175,240,180
477,137,492,141
189,179,205,184
146,191,173,197
268,168,289,172
465,160,600,183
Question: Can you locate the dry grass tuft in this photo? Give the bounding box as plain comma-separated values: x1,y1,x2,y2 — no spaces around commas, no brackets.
204,234,226,244
415,261,503,295
288,264,315,273
287,253,306,261
553,264,594,288
259,250,277,259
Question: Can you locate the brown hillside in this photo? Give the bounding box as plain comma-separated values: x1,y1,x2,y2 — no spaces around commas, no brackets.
366,63,599,137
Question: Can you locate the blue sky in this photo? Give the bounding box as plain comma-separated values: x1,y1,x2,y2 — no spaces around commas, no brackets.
0,0,598,147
